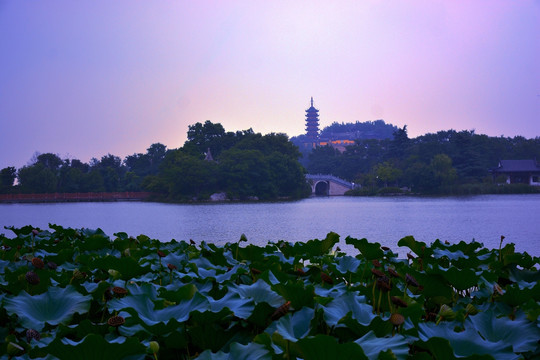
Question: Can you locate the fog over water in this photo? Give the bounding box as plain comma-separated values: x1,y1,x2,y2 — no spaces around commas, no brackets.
1,195,539,257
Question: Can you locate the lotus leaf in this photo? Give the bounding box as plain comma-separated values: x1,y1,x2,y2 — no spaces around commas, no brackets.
196,342,271,360
3,286,91,331
354,331,410,360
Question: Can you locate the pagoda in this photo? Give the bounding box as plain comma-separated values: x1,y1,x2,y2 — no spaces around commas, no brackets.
305,97,320,141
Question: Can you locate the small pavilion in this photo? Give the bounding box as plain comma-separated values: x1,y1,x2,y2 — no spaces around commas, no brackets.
491,160,540,185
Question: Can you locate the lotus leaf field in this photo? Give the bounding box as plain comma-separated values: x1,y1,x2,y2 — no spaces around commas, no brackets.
1,225,539,359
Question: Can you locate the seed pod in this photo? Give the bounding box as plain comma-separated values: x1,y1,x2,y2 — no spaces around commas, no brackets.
72,269,85,280
25,271,40,285
31,257,44,269
390,313,405,326
387,268,400,278
391,296,408,308
112,286,128,297
271,301,291,321
107,315,125,327
321,272,333,284
371,268,385,278
376,276,391,292
167,263,177,271
465,303,478,316
26,329,41,342
438,304,456,321
157,250,166,258
405,274,419,287
47,261,58,270
104,287,114,301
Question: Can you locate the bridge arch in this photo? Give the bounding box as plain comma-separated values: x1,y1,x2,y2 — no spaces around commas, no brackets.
314,180,329,196
306,174,357,196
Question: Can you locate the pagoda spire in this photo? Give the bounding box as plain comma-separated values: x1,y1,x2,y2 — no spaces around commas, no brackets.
311,97,313,107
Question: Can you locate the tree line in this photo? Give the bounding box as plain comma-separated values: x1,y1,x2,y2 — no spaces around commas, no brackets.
0,121,310,201
307,126,540,194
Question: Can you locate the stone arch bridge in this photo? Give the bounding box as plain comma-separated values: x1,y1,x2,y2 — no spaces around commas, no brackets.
306,174,356,196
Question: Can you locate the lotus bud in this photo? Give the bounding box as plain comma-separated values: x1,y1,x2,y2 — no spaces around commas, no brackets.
149,341,160,354
108,269,121,279
123,248,131,257
31,229,39,236
47,261,58,270
157,250,166,258
7,342,24,356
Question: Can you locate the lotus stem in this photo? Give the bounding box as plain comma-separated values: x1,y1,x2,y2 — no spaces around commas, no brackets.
377,290,382,314
372,281,376,312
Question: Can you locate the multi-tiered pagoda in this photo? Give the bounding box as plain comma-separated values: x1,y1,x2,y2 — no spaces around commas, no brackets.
305,97,320,142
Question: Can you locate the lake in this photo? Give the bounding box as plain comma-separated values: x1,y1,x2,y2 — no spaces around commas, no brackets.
1,195,539,257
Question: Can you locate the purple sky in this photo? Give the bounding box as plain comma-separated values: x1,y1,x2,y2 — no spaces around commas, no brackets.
1,1,539,170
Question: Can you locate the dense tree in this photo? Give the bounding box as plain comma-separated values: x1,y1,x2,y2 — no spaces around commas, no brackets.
0,166,16,192
17,164,58,193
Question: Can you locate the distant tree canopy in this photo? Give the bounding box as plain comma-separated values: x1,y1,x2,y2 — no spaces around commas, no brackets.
306,127,540,193
319,119,398,140
2,121,310,200
3,120,540,198
148,122,310,200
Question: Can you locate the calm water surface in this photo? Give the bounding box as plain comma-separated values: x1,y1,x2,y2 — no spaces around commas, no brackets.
1,195,539,257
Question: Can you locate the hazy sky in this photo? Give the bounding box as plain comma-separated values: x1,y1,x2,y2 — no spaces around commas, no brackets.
1,1,539,170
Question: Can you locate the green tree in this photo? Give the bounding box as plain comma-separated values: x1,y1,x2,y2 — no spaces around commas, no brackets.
17,164,58,193
218,148,275,199
157,149,218,199
373,162,402,187
0,166,17,192
431,154,457,187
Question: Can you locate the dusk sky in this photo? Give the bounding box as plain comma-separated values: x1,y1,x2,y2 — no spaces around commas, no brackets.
1,1,539,170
